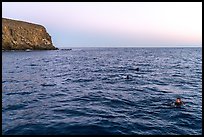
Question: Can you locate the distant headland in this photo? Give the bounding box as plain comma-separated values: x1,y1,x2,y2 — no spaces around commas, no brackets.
2,18,58,51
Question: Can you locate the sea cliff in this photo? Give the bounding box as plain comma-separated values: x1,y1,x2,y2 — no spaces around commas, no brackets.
2,18,58,50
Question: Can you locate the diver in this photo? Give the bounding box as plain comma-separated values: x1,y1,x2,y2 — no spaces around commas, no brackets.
126,75,130,79
135,68,139,71
174,98,184,106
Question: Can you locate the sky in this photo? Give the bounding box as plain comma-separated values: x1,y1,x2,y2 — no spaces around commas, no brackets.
2,2,202,48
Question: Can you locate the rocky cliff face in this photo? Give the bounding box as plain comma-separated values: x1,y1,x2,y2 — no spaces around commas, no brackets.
2,18,58,50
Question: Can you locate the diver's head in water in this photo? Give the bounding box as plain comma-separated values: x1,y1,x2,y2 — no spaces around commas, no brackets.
126,75,130,79
135,68,139,71
176,98,181,103
175,98,183,106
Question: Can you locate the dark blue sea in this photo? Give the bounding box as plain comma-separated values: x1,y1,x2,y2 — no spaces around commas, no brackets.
2,47,202,135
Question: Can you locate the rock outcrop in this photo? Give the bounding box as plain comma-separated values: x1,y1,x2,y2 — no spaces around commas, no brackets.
2,18,58,50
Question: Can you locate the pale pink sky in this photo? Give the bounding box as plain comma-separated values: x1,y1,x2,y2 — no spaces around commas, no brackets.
2,2,202,47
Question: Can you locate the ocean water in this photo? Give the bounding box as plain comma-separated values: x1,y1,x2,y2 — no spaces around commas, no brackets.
2,47,202,135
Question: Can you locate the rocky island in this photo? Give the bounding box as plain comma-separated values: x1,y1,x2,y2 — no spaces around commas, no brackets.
2,18,58,50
